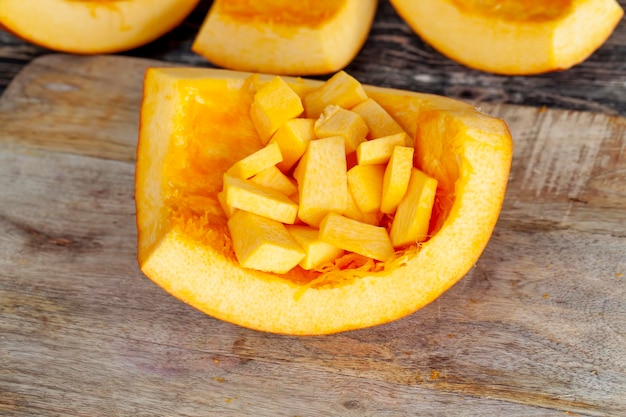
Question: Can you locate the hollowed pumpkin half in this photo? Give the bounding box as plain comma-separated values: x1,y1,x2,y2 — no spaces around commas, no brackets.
390,0,624,74
135,68,513,335
191,0,377,75
0,0,200,54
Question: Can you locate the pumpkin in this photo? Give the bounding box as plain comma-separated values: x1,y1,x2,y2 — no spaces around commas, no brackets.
191,0,377,75
135,68,513,335
0,0,200,54
389,0,624,74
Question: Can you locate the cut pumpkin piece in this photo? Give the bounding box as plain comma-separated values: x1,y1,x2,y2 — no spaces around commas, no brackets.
0,0,200,54
228,211,305,274
269,118,316,172
286,225,345,270
250,77,304,144
223,174,298,224
389,168,438,248
356,132,408,166
347,164,386,214
304,71,369,119
295,136,348,227
319,213,394,262
352,98,408,141
226,141,283,179
136,68,512,335
192,0,377,75
314,105,369,154
250,166,298,196
381,146,415,214
389,0,624,74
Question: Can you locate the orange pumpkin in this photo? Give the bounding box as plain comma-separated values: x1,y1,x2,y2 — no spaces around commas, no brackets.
0,0,200,54
390,0,624,74
135,68,513,335
192,0,377,75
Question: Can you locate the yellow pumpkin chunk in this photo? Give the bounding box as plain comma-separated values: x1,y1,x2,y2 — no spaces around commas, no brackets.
314,105,368,154
304,71,368,118
286,225,345,270
381,146,414,214
250,76,304,143
319,213,394,262
356,132,408,165
228,211,305,274
270,118,316,172
296,136,348,227
390,168,438,248
224,174,298,224
343,187,382,226
250,165,298,196
226,141,283,179
347,164,385,214
351,98,408,141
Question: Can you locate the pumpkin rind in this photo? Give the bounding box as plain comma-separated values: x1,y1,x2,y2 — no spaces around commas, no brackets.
389,0,624,74
0,0,200,54
136,68,513,335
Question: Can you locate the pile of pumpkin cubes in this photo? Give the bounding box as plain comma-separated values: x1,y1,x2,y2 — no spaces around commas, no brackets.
219,72,437,274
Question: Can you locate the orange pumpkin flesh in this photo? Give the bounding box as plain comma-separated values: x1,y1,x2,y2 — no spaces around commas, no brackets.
135,68,513,335
192,0,377,75
390,0,624,74
0,0,200,54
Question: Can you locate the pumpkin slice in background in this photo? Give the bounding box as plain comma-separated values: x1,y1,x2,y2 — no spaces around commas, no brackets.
0,0,200,54
135,68,513,335
191,0,377,75
389,0,624,74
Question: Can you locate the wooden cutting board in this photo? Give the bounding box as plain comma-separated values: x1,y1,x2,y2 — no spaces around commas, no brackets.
1,54,624,417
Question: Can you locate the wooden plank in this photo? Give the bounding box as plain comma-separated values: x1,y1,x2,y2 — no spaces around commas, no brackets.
1,55,625,416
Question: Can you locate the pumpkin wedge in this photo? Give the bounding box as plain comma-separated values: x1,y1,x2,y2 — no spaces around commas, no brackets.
135,68,513,335
389,0,624,74
191,0,377,75
0,0,199,54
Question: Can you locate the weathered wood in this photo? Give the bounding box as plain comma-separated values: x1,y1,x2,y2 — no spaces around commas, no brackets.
1,55,625,416
1,0,626,116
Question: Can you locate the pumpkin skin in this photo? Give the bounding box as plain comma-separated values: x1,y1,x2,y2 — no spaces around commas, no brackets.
390,0,624,75
0,0,200,54
191,0,377,75
135,68,513,335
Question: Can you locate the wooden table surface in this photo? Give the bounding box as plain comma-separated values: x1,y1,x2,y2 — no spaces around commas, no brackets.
1,1,625,416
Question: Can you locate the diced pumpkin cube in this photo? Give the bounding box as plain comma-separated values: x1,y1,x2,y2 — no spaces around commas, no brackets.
390,168,438,248
381,146,414,214
228,211,305,274
319,213,394,262
250,76,304,143
351,98,408,141
296,136,348,227
226,141,283,179
269,118,316,172
286,225,345,270
347,164,385,214
224,174,298,224
250,165,298,196
355,132,408,165
304,71,368,118
314,105,368,154
343,186,382,226
217,191,238,219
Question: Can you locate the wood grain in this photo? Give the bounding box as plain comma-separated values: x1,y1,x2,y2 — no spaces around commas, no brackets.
1,55,625,416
